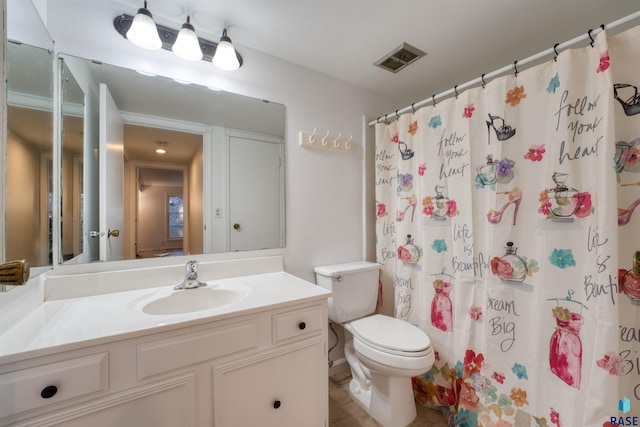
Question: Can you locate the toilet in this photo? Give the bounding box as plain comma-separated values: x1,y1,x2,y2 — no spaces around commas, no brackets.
315,261,434,427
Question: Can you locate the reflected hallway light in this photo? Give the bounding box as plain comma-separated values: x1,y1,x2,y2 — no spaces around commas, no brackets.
155,141,168,154
126,1,162,50
172,16,203,61
212,28,240,71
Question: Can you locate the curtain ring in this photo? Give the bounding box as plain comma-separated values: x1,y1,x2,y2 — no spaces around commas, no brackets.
588,28,595,47
513,60,519,77
384,114,389,125
454,85,459,99
481,73,487,89
411,103,416,114
395,110,400,120
432,94,436,106
553,43,560,62
376,116,381,124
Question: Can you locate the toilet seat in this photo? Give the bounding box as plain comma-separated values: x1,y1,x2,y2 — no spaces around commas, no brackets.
347,314,432,357
345,314,434,373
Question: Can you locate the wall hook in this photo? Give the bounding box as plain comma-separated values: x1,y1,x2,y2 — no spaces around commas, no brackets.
345,135,353,150
321,130,330,146
334,132,341,147
309,128,317,144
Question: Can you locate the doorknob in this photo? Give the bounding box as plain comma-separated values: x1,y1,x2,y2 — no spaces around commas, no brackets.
233,223,241,230
108,229,120,238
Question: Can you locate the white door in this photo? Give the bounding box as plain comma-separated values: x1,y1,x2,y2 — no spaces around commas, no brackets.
99,83,124,261
228,134,283,251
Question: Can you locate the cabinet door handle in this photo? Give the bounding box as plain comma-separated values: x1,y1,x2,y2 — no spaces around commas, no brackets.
298,322,306,330
273,400,281,409
41,385,58,399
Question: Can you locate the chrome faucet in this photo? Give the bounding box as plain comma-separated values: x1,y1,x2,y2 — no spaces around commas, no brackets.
174,260,205,290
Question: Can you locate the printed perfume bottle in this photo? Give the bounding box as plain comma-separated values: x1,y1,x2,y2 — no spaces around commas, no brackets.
476,155,498,185
619,251,640,304
491,242,527,283
538,172,592,221
549,307,583,389
422,186,457,220
397,234,423,264
431,275,453,332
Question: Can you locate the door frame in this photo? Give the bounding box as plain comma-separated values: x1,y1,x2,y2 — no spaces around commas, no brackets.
121,112,208,259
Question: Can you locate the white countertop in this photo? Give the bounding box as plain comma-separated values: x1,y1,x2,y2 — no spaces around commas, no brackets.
0,271,330,364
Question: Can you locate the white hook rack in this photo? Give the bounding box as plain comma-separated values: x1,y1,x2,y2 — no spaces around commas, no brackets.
298,130,355,152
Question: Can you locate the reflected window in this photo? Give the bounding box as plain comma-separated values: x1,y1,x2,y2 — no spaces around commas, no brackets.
167,195,183,239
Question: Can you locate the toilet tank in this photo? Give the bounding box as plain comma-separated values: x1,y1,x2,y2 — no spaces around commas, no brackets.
314,261,381,323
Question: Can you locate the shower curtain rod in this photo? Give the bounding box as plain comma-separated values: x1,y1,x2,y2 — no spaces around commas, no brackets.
368,9,640,127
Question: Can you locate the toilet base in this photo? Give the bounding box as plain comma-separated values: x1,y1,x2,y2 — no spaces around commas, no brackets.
348,373,417,427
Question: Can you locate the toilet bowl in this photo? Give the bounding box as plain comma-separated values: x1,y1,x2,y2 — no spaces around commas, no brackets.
314,262,434,427
343,315,434,427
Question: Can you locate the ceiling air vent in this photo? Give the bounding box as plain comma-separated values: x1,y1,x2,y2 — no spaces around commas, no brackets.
374,42,426,73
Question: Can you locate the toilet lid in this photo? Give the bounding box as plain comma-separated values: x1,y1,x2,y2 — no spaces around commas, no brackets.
349,314,431,354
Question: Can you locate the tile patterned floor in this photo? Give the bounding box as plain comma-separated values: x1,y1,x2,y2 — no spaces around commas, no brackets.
329,369,449,427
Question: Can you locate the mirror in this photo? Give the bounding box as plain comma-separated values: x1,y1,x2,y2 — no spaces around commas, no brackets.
3,0,55,290
60,60,85,263
58,55,285,265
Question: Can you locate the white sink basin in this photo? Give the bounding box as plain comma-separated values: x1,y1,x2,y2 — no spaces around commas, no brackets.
138,283,250,315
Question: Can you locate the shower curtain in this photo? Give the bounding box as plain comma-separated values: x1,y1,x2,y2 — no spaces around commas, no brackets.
375,26,640,427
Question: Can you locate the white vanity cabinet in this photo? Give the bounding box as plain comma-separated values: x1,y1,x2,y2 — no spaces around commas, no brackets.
0,299,328,427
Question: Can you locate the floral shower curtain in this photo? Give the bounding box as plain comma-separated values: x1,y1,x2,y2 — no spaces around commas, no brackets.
375,26,640,427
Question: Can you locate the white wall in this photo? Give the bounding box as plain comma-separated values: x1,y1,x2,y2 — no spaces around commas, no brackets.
138,184,183,253
43,1,396,282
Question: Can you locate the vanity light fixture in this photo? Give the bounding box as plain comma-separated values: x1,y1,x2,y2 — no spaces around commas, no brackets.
172,16,203,61
126,1,162,50
211,28,240,71
114,14,244,70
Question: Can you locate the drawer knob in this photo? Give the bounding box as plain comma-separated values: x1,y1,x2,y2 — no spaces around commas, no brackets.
273,400,281,409
298,322,306,330
41,385,58,399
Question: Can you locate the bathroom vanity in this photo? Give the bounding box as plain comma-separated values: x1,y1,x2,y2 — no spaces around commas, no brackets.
0,257,329,427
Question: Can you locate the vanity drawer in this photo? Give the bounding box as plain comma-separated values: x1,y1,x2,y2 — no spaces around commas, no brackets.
272,305,324,344
137,319,258,380
0,352,109,417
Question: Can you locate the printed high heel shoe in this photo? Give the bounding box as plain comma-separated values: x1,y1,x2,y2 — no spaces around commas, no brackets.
398,141,415,160
486,114,516,144
618,197,640,226
614,83,640,116
487,187,522,225
396,194,417,222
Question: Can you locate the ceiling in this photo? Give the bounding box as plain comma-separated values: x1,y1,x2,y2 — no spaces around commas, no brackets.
99,0,640,108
